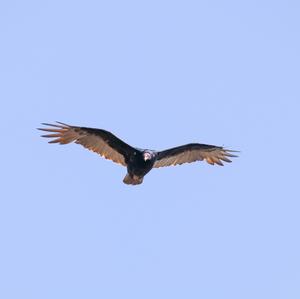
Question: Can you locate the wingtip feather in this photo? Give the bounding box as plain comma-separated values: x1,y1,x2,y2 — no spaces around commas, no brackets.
55,121,70,127
48,139,61,144
223,148,239,158
41,122,64,128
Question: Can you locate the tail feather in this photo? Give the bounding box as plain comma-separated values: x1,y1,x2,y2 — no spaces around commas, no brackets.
123,174,143,185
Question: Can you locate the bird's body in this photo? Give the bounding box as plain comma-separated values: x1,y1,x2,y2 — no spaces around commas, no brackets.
124,149,156,185
39,122,238,185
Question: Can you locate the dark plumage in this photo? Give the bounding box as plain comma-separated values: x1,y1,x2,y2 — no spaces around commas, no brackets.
38,122,238,185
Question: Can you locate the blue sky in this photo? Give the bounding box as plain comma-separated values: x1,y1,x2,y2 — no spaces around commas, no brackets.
1,1,300,298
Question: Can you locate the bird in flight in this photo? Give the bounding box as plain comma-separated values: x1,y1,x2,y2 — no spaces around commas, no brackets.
38,122,238,185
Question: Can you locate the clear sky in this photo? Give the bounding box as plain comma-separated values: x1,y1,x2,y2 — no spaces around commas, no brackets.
1,1,300,298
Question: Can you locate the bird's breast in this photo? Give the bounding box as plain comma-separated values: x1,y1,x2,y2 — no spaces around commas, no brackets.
128,155,154,177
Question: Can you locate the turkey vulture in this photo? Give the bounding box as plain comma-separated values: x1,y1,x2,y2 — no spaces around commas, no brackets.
38,122,238,185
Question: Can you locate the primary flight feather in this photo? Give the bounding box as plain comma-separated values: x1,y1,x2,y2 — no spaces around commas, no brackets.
38,122,238,185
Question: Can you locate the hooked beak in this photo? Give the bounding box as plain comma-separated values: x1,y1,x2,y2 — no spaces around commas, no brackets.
143,152,152,161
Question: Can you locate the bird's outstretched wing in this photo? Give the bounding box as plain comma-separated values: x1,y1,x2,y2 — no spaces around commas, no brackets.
153,143,238,168
38,122,135,166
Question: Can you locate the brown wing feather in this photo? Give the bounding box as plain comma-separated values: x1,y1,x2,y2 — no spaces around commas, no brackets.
153,143,238,168
38,122,135,166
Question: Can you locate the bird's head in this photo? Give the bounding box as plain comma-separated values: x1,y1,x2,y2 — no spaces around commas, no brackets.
142,150,155,162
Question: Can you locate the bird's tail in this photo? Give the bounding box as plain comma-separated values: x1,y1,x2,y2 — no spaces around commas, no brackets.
123,174,143,185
